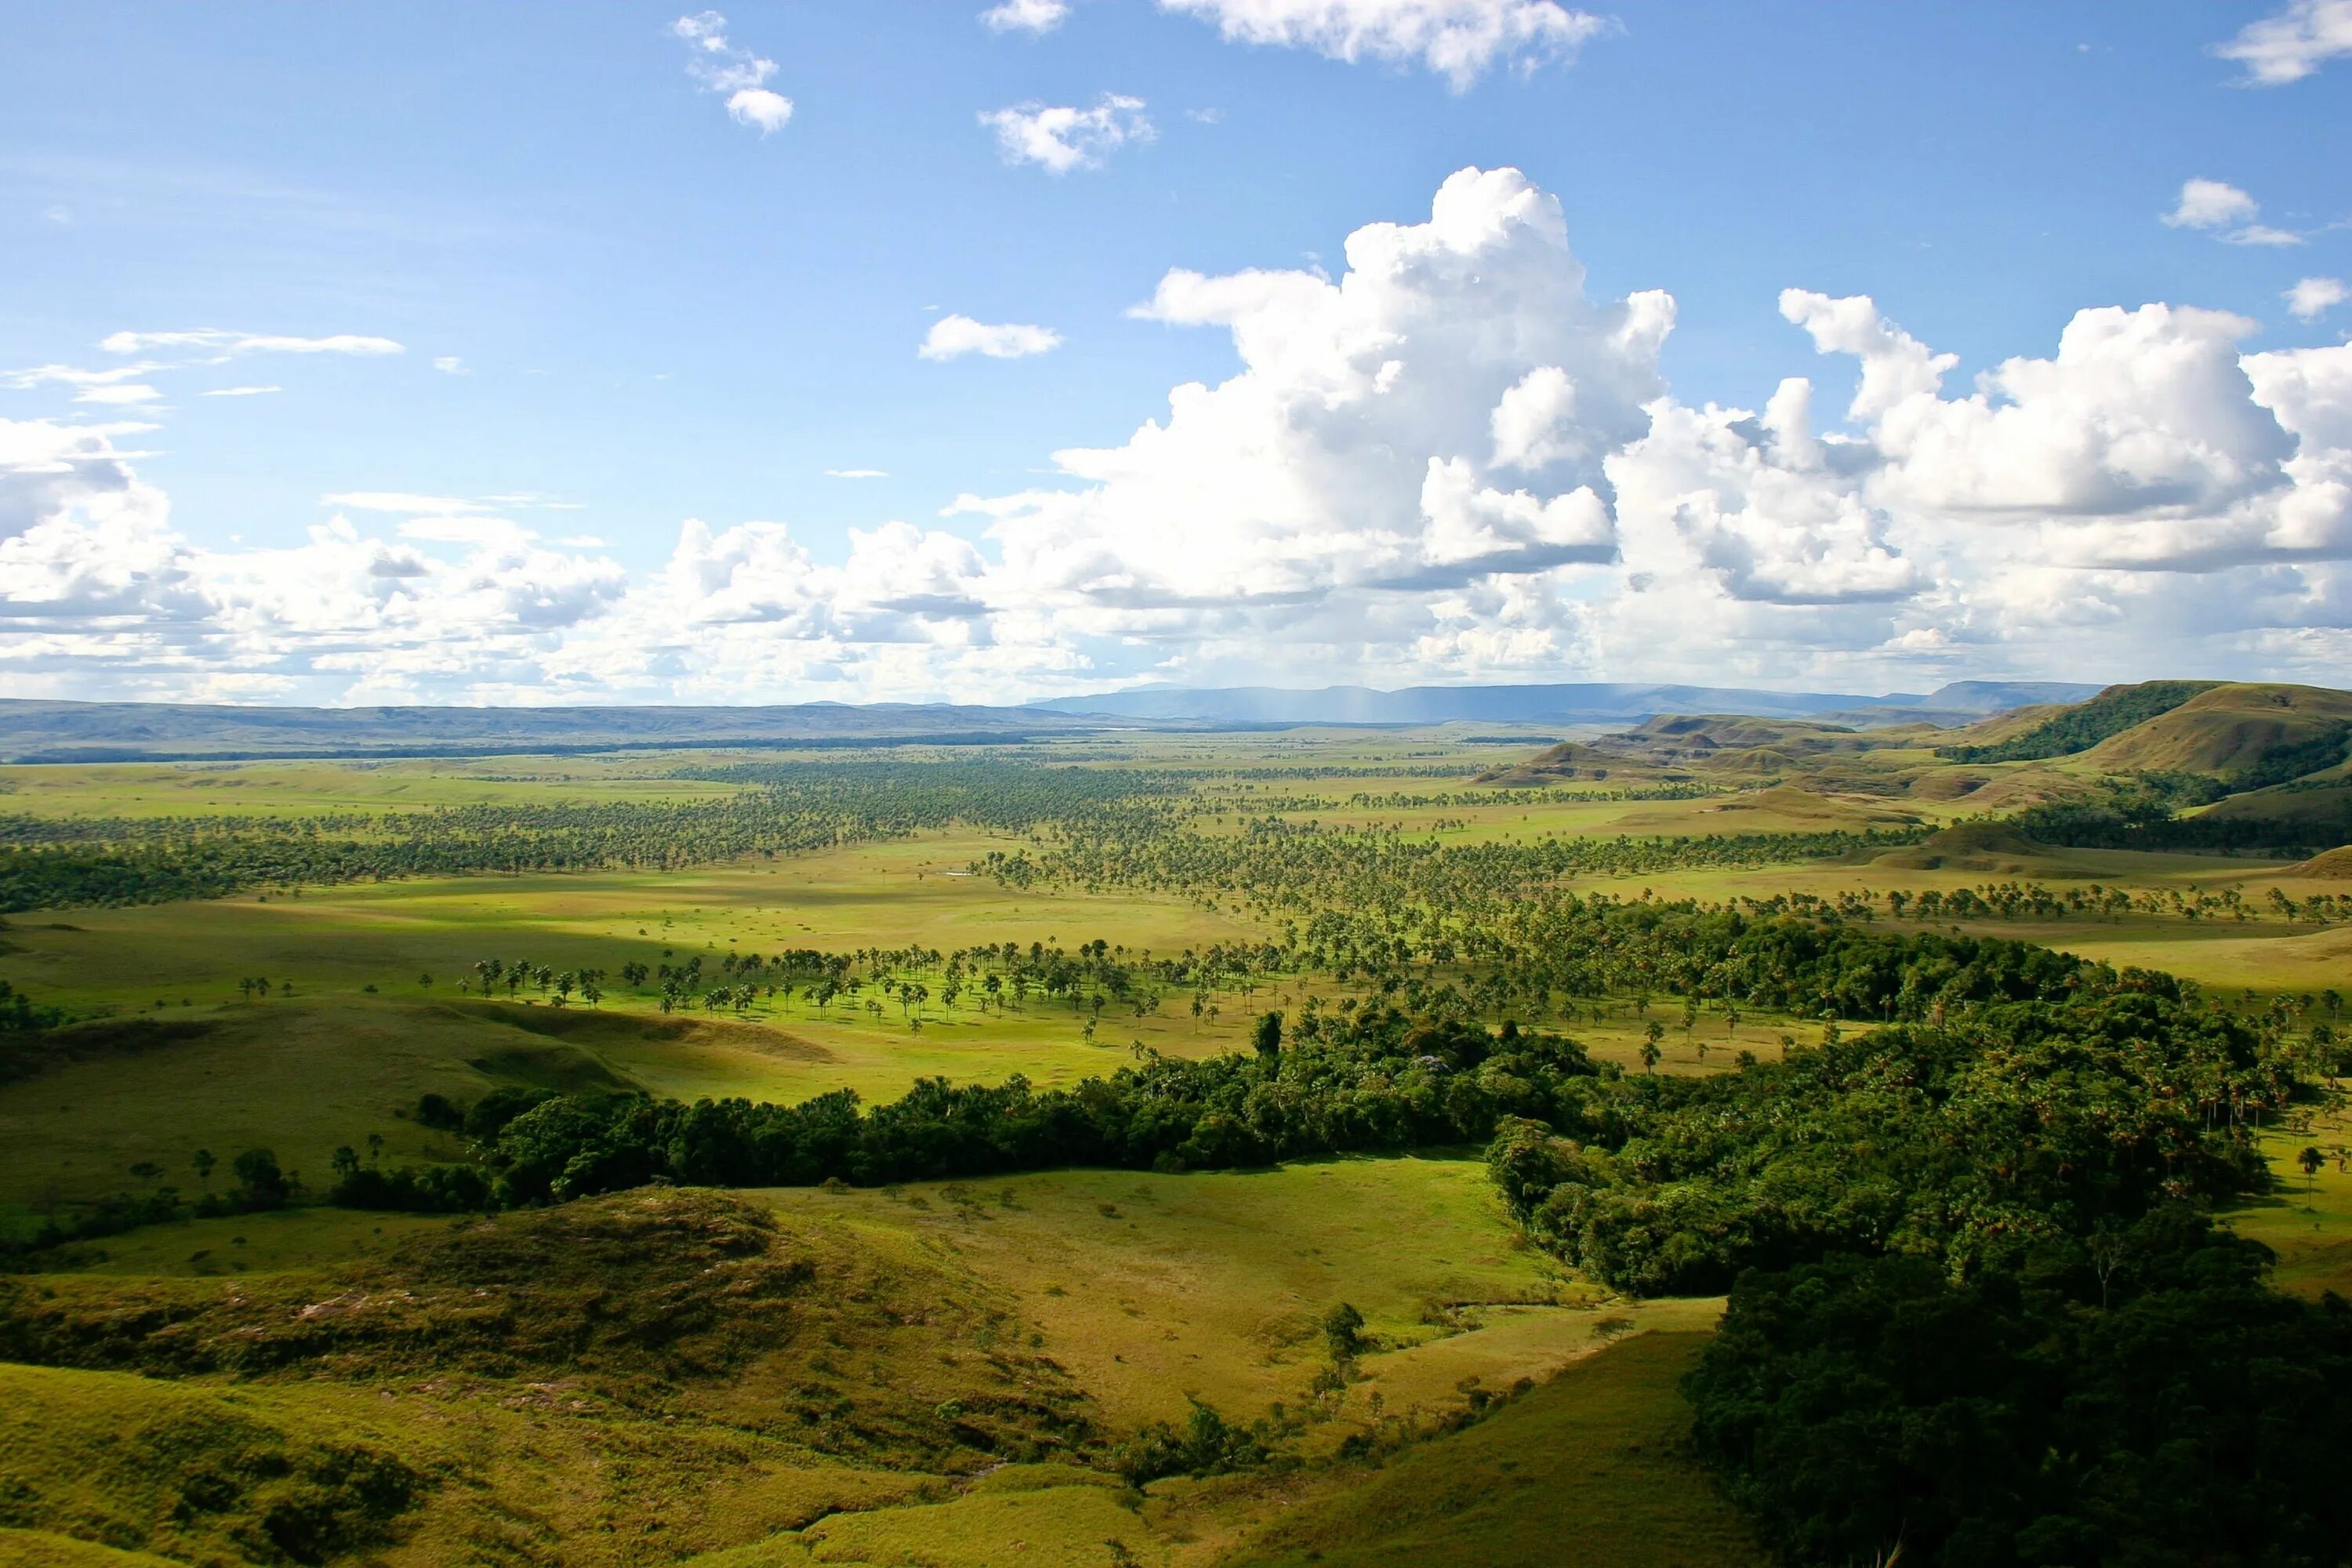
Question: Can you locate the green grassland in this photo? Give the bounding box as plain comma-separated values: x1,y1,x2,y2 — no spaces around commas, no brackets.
2,1178,1740,1568
1221,1332,1763,1568
4,690,2349,1565
0,753,757,819
753,1157,1715,1436
2232,1118,2352,1302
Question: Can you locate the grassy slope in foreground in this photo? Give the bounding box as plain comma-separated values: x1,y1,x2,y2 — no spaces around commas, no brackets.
684,1333,1762,1568
1221,1332,1762,1568
0,1170,1751,1568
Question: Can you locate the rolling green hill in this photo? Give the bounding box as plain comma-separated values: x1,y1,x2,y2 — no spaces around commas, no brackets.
2080,683,2352,782
1936,681,2219,764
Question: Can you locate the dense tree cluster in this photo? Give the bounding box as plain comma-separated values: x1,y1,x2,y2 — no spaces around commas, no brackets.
1686,1221,2352,1567
334,912,2285,1235
1487,986,2274,1295
2016,791,2352,858
1885,878,2352,925
414,1007,1591,1206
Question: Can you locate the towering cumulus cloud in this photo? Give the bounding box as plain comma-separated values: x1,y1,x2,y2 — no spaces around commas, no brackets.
5,167,2352,701
959,166,1666,673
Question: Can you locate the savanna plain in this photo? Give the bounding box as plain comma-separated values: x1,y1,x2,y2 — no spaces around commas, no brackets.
5,681,2351,1567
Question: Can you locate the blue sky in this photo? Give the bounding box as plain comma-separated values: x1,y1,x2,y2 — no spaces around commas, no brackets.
2,2,2350,702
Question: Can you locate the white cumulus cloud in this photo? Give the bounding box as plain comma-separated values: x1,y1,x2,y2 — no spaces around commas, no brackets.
981,0,1071,31
12,167,2352,701
2214,0,2352,85
980,95,1152,172
964,165,1668,657
2163,178,2304,246
1779,292,2348,574
919,317,1064,361
2164,177,2260,230
2288,277,2350,321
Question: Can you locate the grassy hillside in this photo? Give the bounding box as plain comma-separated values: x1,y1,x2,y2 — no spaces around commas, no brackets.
2082,683,2352,780
1222,1332,1763,1568
1,1168,1731,1568
757,1159,1712,1435
1936,681,2218,764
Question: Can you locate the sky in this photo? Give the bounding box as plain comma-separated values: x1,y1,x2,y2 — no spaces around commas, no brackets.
2,0,2350,706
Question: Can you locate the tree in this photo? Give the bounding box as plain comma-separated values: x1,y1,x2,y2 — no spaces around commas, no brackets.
192,1149,216,1191
1253,1011,1284,1063
332,1145,361,1181
1322,1301,1366,1362
1642,1020,1665,1073
231,1148,290,1210
2301,1145,2326,1186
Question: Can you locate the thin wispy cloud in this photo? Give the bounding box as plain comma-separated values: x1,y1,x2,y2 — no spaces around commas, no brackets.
672,11,793,133
101,329,404,356
980,95,1152,172
323,492,494,514
74,384,165,405
2,360,166,391
1158,0,1612,91
980,0,1070,32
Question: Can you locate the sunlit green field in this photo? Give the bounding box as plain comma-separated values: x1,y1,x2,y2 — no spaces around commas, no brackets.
3,722,2345,1567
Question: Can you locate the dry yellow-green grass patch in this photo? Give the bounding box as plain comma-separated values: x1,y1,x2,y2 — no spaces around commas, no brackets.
0,1528,191,1567
1221,1331,1763,1568
2232,1123,2352,1302
757,1155,1657,1436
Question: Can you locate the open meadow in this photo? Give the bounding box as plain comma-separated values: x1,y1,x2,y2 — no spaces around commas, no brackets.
5,685,2351,1566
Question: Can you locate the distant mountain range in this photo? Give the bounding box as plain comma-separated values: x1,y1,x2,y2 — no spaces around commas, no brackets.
0,700,1097,764
1034,680,2104,727
0,681,2109,762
